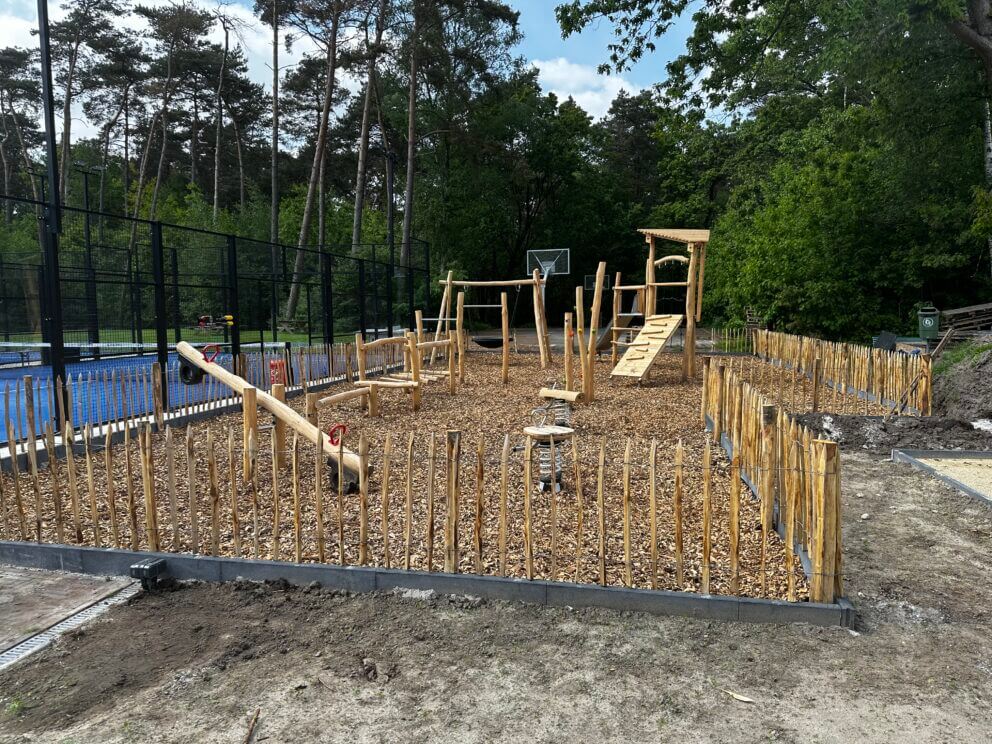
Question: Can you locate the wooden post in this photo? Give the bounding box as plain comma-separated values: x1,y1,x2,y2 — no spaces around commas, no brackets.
124,426,138,550
165,426,179,551
430,270,454,366
447,331,457,395
140,425,159,552
358,434,369,565
531,269,550,368
523,434,534,579
611,273,622,366
381,433,393,568
336,436,344,565
500,291,510,384
228,428,241,557
292,432,302,562
243,386,258,476
499,434,509,576
701,356,710,425
564,313,574,392
649,438,658,589
596,437,606,586
585,262,607,402
811,439,841,603
695,243,706,321
304,392,318,428
684,245,698,379
445,430,461,573
702,440,712,594
208,429,221,556
785,435,797,602
550,436,559,580
426,433,436,572
622,439,632,587
404,432,414,570
248,429,260,559
43,425,64,543
474,436,484,574
456,291,466,383
645,236,656,317
729,453,741,595
572,438,584,583
63,424,82,543
759,404,776,596
407,332,422,411
315,432,325,563
271,383,286,470
674,439,684,587
187,425,199,554
714,363,725,443
811,357,821,412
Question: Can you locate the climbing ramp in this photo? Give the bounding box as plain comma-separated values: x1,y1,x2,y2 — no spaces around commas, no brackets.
610,314,684,380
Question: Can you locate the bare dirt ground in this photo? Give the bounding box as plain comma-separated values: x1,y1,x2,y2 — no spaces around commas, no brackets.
1,447,991,743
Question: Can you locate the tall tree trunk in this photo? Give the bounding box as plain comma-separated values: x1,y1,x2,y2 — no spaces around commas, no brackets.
985,100,992,278
318,143,327,248
228,100,246,212
98,95,125,242
149,111,169,220
213,22,230,222
58,34,83,204
0,94,12,223
122,98,130,217
5,94,40,202
284,3,340,321
400,2,419,266
190,88,199,188
270,0,280,248
351,0,388,252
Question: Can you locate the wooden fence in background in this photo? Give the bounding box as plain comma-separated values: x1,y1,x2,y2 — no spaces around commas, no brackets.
702,356,842,603
753,329,931,416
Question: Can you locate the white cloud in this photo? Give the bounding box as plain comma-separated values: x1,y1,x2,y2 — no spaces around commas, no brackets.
531,57,640,119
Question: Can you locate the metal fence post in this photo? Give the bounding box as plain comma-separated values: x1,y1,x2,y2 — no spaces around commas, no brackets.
150,222,169,411
320,248,333,344
358,258,367,339
226,234,241,360
387,242,394,336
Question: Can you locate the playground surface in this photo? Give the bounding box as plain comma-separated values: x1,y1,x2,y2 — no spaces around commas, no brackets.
1,451,990,742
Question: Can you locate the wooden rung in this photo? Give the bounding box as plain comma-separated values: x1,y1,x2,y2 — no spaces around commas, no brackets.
648,281,688,287
538,387,583,402
315,388,369,409
362,336,410,350
417,339,451,350
354,380,419,389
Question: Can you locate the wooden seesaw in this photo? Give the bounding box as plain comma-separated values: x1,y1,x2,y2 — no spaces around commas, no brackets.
176,341,362,486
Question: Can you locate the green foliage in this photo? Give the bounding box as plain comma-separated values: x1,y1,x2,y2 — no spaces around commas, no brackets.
933,340,992,378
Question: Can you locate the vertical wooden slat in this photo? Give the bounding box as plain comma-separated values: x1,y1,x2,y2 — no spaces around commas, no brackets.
83,426,101,548
572,438,585,584
124,426,139,550
404,432,414,570
622,438,632,587
64,424,83,543
596,437,606,586
729,453,741,595
498,433,509,577
228,427,241,557
140,425,159,552
5,383,27,540
523,433,533,579
314,432,325,563
673,439,684,587
292,432,303,562
445,430,461,573
208,429,221,556
380,433,393,568
425,433,436,571
702,440,712,595
358,434,369,565
187,425,199,554
474,436,484,574
649,438,658,590
549,435,559,580
43,425,64,544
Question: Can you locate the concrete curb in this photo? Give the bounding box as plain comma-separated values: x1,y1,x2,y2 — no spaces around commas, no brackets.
891,449,992,507
0,541,853,627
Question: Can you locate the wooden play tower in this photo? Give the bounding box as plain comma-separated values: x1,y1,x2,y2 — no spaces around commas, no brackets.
609,228,708,381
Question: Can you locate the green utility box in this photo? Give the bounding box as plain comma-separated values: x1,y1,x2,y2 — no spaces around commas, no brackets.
917,306,940,340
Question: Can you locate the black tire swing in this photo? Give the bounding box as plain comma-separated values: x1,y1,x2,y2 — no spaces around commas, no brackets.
470,285,523,348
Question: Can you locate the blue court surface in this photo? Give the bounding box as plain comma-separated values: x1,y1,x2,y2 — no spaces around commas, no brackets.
0,344,330,445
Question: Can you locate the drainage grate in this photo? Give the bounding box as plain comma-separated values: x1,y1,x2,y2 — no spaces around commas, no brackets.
0,582,141,671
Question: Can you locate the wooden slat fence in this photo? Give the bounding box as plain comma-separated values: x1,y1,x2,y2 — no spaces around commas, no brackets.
753,329,931,416
703,357,843,603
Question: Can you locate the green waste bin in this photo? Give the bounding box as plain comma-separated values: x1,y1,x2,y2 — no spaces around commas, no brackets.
918,306,940,340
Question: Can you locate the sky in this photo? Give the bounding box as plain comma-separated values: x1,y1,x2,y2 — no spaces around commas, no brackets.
0,0,694,137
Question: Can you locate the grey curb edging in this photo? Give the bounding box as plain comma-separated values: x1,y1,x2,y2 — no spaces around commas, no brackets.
0,541,853,627
891,449,992,507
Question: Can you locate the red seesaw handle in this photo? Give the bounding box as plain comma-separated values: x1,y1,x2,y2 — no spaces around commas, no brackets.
201,344,222,364
328,424,348,447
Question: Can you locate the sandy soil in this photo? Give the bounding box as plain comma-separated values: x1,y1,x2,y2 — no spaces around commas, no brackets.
1,449,990,743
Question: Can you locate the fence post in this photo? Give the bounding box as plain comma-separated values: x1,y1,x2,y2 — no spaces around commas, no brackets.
150,222,170,412
226,234,241,360
387,242,395,337
811,439,841,603
319,249,334,344
358,259,367,338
